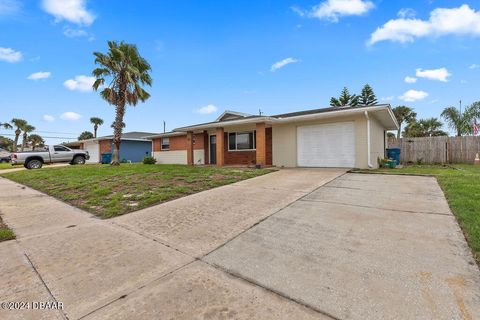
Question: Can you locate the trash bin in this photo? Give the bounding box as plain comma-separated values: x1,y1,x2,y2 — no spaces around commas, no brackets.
101,153,112,164
386,148,401,165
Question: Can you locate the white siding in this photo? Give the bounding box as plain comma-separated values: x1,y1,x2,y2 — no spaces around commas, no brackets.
153,151,187,164
194,149,205,165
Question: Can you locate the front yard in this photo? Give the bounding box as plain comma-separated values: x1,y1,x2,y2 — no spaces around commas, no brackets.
1,164,273,218
0,217,15,242
356,164,480,264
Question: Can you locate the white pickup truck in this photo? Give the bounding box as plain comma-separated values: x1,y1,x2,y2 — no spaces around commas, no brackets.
11,145,90,169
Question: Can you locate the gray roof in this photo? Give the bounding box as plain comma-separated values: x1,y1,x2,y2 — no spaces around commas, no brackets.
271,104,391,119
97,131,158,140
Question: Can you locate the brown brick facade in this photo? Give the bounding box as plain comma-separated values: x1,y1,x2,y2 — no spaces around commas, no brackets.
153,133,206,152
266,127,272,166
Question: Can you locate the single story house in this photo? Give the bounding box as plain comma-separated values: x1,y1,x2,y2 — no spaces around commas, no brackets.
80,132,156,163
145,105,398,168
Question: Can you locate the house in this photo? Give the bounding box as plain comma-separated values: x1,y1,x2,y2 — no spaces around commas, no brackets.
145,105,398,168
80,132,156,163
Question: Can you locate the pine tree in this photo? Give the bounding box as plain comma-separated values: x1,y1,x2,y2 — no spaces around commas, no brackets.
358,84,377,106
330,87,358,107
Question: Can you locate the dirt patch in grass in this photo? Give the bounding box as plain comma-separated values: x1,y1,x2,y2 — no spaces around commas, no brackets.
1,164,274,219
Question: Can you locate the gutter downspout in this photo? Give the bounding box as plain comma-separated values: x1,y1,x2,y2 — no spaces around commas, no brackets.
364,111,373,168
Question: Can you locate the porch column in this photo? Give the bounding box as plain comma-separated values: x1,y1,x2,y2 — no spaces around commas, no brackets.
203,130,209,164
256,122,267,166
216,127,224,166
186,131,194,165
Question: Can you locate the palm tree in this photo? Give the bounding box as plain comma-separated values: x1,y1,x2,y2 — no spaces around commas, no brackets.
358,84,377,106
21,124,35,151
78,131,94,140
330,87,358,107
441,103,480,136
393,106,417,139
90,117,104,138
28,134,45,150
10,118,27,152
0,122,13,130
92,41,152,165
403,118,447,137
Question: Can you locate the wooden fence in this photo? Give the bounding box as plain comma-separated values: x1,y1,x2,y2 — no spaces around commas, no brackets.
387,136,480,164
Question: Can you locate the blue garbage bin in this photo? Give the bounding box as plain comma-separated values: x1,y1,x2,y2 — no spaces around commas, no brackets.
386,148,401,165
101,153,112,164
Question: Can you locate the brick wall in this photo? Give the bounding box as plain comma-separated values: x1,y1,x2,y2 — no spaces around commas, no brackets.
153,133,206,152
266,127,272,166
223,133,256,165
99,139,112,154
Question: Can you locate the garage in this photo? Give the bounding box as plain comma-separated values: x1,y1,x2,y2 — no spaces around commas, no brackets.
84,141,99,164
297,121,355,167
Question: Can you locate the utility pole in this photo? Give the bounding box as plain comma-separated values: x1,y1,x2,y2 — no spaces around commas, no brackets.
259,108,263,116
163,121,166,133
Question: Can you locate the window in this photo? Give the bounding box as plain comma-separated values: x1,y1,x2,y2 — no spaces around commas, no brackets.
54,146,70,152
228,131,256,150
161,137,170,150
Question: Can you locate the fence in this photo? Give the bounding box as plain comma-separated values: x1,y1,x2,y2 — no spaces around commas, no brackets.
387,136,480,164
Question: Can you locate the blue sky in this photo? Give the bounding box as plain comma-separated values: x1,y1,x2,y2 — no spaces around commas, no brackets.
1,0,480,143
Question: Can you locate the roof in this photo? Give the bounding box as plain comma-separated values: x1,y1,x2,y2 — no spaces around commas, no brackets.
80,131,158,143
172,105,398,132
215,110,254,122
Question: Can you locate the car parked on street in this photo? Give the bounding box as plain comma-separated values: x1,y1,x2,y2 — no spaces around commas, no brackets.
11,145,90,169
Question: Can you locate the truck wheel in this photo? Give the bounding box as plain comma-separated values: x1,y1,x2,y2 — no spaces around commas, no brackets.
26,159,43,169
72,156,86,165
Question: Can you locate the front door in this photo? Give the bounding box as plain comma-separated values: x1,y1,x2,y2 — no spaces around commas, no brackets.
209,135,216,165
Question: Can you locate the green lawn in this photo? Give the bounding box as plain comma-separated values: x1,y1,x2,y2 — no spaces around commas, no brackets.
0,217,15,242
0,163,18,170
356,164,480,264
1,164,273,218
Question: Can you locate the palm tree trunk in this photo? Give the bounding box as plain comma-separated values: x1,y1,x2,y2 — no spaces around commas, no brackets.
111,104,125,165
21,133,27,151
13,130,20,152
94,125,98,138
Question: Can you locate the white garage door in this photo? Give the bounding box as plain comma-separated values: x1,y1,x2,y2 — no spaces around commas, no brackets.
84,141,99,164
297,122,355,167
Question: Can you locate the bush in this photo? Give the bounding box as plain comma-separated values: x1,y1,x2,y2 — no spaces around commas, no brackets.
143,156,157,165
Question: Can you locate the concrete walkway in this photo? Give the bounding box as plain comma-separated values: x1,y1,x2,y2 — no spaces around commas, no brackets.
0,169,343,320
1,170,479,319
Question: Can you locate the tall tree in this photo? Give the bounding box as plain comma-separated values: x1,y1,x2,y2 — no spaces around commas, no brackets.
28,134,45,150
92,41,152,165
392,106,417,139
0,136,14,151
441,103,480,136
403,118,447,137
90,117,104,138
78,131,94,140
0,122,13,130
330,87,358,107
358,84,377,106
10,118,27,152
21,124,35,151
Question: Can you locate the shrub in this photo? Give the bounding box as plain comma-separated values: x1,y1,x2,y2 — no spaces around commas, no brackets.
143,156,157,164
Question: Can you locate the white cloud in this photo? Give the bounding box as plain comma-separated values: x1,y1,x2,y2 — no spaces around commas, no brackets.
381,96,394,101
270,57,299,72
369,5,480,45
63,27,88,38
404,76,417,83
27,71,51,80
469,64,479,69
0,0,21,16
63,75,95,92
294,0,374,22
197,104,218,114
0,47,22,63
41,0,95,26
399,89,429,102
60,112,82,121
397,8,416,19
416,67,451,82
43,115,55,122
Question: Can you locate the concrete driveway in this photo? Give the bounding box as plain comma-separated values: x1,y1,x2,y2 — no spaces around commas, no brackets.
0,169,479,320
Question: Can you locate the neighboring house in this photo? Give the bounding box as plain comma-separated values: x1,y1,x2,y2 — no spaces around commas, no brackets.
145,105,398,168
80,132,156,163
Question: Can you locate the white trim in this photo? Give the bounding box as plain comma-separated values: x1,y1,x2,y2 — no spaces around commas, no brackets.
364,111,373,168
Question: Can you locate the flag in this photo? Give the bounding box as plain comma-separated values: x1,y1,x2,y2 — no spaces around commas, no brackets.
473,119,479,136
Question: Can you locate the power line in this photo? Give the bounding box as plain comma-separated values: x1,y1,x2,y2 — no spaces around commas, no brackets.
0,133,77,139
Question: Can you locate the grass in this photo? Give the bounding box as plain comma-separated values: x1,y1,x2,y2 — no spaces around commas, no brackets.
0,217,15,242
1,164,274,218
356,164,480,264
0,163,20,170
